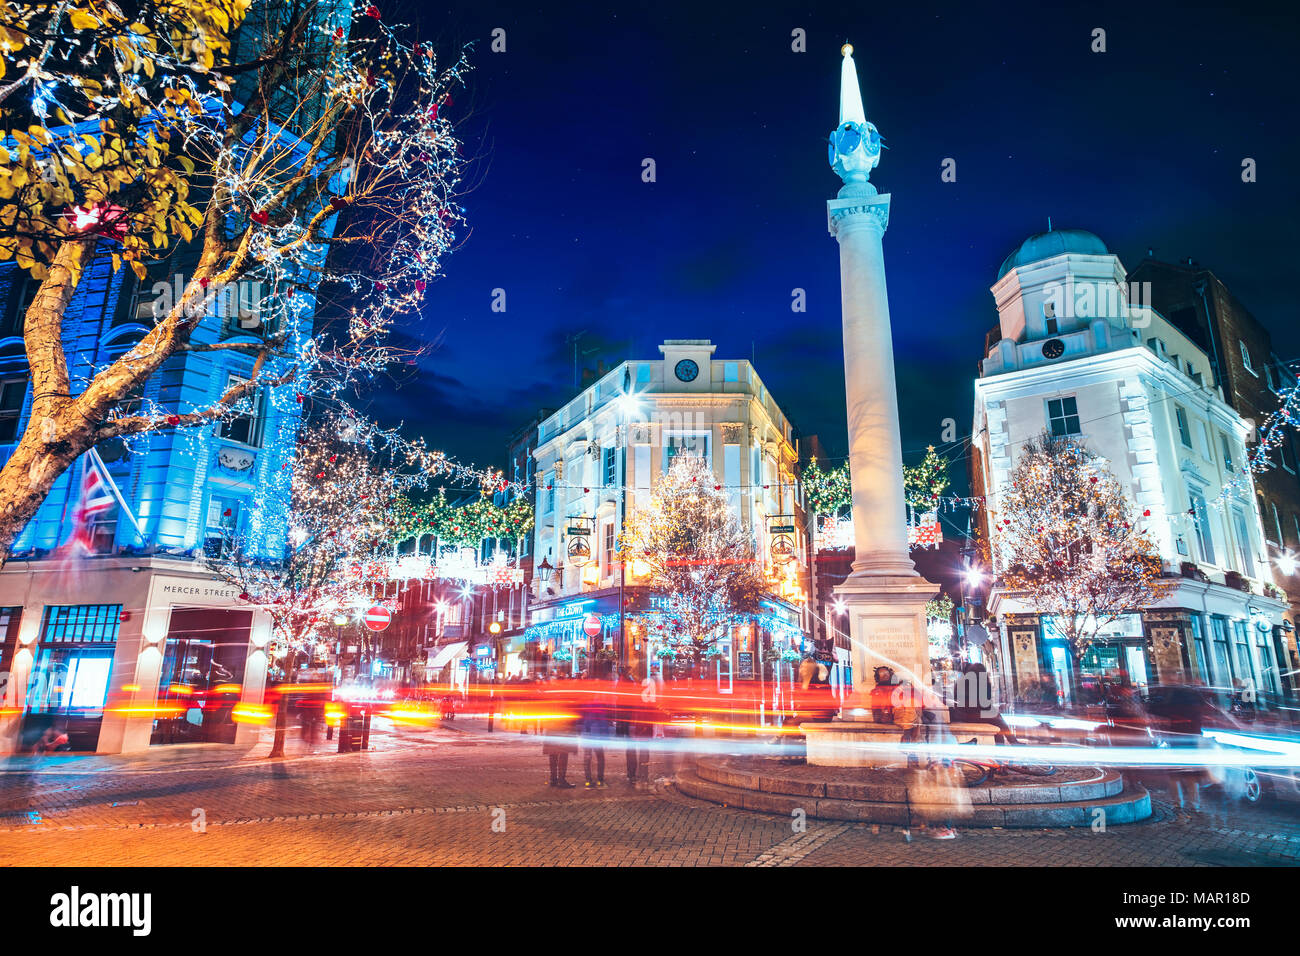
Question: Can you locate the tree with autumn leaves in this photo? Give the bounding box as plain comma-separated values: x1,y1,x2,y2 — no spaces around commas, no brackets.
0,1,469,560
617,454,766,676
994,432,1171,663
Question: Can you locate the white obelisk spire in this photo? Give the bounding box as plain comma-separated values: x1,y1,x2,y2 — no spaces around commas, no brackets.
825,43,938,705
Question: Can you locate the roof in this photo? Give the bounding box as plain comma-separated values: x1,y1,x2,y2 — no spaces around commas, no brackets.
997,229,1110,279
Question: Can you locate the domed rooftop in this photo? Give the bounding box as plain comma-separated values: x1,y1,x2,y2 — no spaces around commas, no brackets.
997,229,1109,280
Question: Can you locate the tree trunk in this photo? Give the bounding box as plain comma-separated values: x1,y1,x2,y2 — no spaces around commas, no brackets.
269,680,291,758
0,240,96,564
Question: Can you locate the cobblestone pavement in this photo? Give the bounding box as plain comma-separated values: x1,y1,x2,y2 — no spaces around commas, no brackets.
2,719,1297,866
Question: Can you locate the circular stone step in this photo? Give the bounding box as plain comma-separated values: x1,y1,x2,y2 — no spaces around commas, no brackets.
678,756,1150,828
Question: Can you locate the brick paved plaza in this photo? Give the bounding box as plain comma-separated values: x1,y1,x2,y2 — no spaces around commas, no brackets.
2,719,1298,867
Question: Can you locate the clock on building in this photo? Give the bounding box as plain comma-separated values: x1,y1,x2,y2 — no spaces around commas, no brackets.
1041,339,1065,360
674,359,699,382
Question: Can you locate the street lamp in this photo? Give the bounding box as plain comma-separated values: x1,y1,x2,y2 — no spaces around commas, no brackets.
537,556,553,583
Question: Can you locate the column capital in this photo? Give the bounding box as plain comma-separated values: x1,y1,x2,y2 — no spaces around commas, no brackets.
828,190,890,238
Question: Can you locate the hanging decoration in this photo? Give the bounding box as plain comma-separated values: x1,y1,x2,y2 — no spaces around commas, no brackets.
802,457,851,517
904,445,951,511
1218,383,1300,506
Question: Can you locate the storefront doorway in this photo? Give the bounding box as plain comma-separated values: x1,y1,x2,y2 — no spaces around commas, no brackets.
150,608,252,745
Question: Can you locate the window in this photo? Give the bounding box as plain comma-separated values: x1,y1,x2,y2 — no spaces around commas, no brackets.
27,605,121,719
89,508,118,554
3,276,39,337
1174,406,1192,448
1294,513,1300,549
724,362,739,382
1188,488,1215,565
1195,420,1212,461
1221,432,1235,472
217,374,261,446
603,522,615,572
603,446,616,487
1240,340,1256,375
542,471,554,514
204,497,241,557
1045,317,1059,335
1282,437,1296,474
1047,396,1081,437
0,374,27,442
1232,508,1256,577
636,363,650,385
1271,502,1283,546
663,431,710,470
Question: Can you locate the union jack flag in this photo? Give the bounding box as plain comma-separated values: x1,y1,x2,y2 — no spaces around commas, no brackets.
62,459,117,556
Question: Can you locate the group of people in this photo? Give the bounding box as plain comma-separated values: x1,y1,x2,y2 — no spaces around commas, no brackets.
540,668,661,789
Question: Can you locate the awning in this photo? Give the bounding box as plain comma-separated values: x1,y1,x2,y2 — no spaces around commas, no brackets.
429,642,467,669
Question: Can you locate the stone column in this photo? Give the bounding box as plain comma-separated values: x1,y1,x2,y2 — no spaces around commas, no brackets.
830,183,915,577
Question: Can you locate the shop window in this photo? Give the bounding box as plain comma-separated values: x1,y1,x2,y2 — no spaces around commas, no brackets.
25,605,122,720
1046,396,1080,437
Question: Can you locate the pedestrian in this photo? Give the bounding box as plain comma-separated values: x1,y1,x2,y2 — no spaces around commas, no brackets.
617,669,654,786
896,678,967,842
1150,684,1209,812
542,685,579,788
950,661,1016,744
579,690,613,788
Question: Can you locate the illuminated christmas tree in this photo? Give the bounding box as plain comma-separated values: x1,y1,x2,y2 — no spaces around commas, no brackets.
208,412,403,757
617,454,765,675
995,432,1171,661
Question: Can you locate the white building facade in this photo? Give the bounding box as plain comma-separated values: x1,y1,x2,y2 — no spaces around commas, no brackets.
972,230,1288,706
527,340,810,684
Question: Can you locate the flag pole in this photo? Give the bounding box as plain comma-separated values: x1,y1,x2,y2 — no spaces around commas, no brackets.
87,446,144,542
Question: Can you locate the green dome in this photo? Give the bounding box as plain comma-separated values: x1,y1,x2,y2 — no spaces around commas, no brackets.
997,229,1109,279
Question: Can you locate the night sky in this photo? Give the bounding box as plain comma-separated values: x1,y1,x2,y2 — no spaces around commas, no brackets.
366,0,1300,489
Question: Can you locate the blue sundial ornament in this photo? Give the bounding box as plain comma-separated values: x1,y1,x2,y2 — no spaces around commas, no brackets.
828,44,884,186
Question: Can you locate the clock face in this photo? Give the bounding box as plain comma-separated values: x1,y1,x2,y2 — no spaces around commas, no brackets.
1042,338,1065,360
674,359,699,382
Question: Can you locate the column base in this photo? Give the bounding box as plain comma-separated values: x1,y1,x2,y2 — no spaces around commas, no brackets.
834,572,939,706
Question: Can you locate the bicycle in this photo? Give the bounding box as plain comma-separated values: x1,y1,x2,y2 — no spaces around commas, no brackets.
950,739,1057,787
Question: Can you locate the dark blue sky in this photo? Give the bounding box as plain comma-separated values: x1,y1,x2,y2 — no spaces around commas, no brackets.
370,0,1300,487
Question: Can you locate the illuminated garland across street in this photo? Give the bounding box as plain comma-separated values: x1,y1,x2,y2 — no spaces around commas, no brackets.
393,488,535,550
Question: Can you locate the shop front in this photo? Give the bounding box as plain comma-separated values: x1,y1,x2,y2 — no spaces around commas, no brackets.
1039,613,1150,706
525,593,621,678
0,558,272,755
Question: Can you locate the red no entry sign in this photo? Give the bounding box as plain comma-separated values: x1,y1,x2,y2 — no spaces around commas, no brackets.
364,606,391,631
583,614,602,638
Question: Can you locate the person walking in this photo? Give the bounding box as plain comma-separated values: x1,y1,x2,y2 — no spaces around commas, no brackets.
580,689,614,788
542,684,579,788
617,668,655,786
